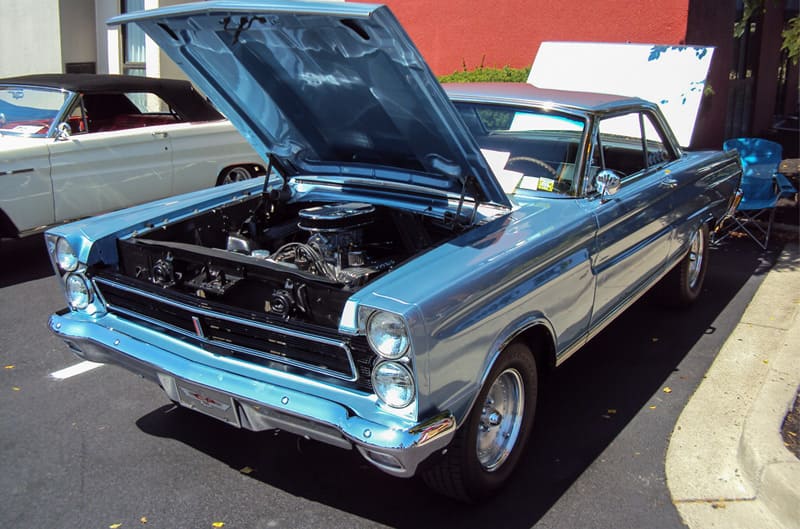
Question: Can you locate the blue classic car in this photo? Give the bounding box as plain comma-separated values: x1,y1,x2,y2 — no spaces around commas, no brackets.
46,1,741,501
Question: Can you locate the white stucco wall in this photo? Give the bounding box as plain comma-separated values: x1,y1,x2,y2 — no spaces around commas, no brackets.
0,0,63,76
59,0,97,69
155,0,192,81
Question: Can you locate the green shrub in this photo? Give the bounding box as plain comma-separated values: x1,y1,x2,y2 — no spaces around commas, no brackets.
438,65,531,83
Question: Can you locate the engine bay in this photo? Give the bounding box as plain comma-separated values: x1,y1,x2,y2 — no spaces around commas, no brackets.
110,195,456,328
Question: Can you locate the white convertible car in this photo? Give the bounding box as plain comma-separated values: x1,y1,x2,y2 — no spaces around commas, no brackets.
0,73,264,239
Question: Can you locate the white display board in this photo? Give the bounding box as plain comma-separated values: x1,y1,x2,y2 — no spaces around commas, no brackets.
528,42,714,147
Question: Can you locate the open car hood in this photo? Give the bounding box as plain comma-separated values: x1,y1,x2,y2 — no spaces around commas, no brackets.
110,1,510,207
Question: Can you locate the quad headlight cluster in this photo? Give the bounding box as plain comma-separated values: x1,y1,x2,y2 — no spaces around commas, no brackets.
46,235,98,312
366,310,415,409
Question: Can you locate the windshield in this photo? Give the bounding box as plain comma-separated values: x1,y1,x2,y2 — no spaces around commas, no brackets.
454,102,588,197
0,86,70,137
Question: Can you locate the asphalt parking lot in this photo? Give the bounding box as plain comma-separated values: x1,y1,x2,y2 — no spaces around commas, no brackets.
0,234,776,529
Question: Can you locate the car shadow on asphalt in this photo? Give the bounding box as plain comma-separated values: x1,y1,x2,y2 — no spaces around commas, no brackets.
0,235,53,287
134,240,777,528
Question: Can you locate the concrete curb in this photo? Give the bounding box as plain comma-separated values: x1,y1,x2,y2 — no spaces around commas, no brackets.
666,242,800,529
738,288,800,526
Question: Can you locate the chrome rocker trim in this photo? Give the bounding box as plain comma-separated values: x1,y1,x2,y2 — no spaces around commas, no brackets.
49,310,455,477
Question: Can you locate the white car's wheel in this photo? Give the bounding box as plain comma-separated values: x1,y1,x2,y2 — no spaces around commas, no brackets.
216,165,254,186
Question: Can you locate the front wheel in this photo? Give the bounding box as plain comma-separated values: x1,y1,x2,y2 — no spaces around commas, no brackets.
216,165,254,186
422,341,538,502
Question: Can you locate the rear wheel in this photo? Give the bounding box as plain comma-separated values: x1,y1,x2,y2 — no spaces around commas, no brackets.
660,222,709,306
422,341,538,502
216,165,254,186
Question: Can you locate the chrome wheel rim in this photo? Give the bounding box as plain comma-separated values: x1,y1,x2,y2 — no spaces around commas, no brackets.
476,368,524,471
221,167,252,184
687,226,705,289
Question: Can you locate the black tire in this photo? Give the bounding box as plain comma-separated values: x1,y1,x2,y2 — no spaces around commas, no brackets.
422,341,538,502
216,165,254,186
660,222,710,307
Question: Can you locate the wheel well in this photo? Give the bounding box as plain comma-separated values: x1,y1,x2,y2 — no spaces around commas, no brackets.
216,164,266,186
0,209,20,239
218,163,264,176
511,324,556,379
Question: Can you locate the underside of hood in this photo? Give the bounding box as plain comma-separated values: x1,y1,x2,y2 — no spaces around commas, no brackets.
110,1,510,207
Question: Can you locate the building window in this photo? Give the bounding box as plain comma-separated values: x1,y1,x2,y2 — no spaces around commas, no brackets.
121,0,146,77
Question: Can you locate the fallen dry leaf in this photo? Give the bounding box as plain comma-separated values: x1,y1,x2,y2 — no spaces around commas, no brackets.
140,516,148,524
109,524,122,529
4,365,14,369
663,387,672,394
239,466,254,475
649,405,657,410
11,387,20,392
607,409,617,414
212,523,225,528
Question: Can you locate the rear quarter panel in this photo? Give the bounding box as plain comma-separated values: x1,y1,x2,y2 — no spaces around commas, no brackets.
167,120,264,195
665,150,741,264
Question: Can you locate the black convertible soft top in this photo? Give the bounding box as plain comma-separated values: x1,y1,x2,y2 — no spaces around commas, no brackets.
0,73,222,121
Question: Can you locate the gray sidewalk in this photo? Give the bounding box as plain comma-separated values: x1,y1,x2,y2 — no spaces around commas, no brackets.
666,241,800,529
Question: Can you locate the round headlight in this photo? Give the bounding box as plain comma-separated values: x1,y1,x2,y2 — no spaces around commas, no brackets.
56,238,79,272
366,311,409,359
371,361,415,408
66,274,92,310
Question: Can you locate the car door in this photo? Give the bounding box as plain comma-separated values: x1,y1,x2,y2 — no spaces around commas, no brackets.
583,111,676,328
46,92,173,223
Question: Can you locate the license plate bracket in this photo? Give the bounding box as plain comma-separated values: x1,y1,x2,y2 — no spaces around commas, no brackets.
174,378,241,428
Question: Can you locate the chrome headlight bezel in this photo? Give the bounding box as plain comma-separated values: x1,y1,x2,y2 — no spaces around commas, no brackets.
65,273,92,310
371,361,416,409
366,310,410,360
55,237,79,273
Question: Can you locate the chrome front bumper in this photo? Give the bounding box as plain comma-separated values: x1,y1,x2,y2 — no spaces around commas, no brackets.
49,309,455,477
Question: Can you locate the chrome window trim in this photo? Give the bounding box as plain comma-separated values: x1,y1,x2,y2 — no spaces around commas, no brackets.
92,277,359,382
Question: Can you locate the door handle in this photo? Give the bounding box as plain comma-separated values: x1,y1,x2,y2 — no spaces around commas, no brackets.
152,131,168,138
660,177,678,189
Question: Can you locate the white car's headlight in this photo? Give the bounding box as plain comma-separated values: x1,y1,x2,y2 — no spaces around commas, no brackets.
66,274,92,310
371,361,415,408
55,238,79,272
366,311,409,359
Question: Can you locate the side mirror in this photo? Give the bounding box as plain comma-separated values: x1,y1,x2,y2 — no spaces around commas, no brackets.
55,122,72,141
595,169,622,198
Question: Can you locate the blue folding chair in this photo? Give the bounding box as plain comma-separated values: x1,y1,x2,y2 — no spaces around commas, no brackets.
719,138,787,249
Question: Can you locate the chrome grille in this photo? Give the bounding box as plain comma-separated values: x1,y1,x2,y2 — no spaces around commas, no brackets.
94,277,373,387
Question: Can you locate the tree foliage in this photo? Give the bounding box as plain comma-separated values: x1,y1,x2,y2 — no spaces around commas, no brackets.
736,0,799,64
781,15,800,64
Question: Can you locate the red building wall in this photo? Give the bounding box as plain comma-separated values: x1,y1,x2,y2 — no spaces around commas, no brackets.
364,0,691,75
